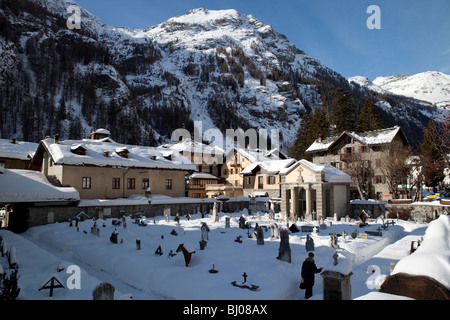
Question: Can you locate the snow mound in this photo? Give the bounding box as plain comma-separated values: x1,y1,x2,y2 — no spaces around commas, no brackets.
392,215,450,289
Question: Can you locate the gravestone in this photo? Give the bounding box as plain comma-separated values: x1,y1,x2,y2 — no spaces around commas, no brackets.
212,202,219,222
305,234,315,252
110,231,118,244
330,233,339,250
312,226,319,236
289,223,300,233
351,229,358,239
256,227,264,245
321,271,353,300
276,228,291,263
270,223,279,239
199,239,207,250
225,217,230,228
269,210,275,220
239,216,246,229
301,225,314,233
174,213,180,225
201,222,210,241
164,208,171,223
334,213,338,222
136,239,141,250
234,235,242,243
92,282,115,300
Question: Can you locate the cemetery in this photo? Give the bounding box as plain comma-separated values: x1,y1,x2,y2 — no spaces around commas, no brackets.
0,207,448,300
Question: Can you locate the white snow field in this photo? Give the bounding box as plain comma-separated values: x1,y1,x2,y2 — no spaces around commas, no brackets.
1,210,447,301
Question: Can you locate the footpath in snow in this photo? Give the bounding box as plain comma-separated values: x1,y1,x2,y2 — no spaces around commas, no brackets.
0,209,430,300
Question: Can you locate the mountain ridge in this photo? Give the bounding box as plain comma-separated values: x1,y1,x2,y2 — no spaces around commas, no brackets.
0,0,443,151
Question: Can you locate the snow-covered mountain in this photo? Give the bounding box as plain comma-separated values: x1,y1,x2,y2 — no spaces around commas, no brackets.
373,71,450,108
0,0,442,150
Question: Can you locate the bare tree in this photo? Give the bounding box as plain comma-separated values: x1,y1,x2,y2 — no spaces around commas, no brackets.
341,152,373,200
380,140,413,199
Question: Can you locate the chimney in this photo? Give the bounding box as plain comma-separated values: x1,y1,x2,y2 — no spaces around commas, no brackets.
318,134,323,142
54,134,59,144
11,138,16,144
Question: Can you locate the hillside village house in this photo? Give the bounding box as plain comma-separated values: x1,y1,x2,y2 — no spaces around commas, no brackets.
0,138,38,169
218,147,288,198
241,159,297,198
305,126,409,201
29,130,196,200
280,159,353,221
159,138,226,198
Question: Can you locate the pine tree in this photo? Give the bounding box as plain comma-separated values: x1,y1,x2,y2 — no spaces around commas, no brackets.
357,98,382,132
291,108,330,161
330,88,357,135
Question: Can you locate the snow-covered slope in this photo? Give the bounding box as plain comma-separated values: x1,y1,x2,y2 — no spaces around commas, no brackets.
0,0,442,150
373,71,450,108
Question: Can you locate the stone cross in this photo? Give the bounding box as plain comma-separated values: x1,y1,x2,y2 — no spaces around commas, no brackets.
333,251,339,266
330,232,339,250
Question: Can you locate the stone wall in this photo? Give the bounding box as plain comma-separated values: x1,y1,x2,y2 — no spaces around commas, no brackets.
347,200,450,222
26,199,250,229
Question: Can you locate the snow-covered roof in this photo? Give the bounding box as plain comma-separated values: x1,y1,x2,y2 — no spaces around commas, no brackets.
241,159,296,175
0,169,79,203
229,147,284,163
0,139,39,160
161,138,225,156
40,138,196,171
306,126,405,153
299,159,353,183
188,172,219,180
391,215,450,289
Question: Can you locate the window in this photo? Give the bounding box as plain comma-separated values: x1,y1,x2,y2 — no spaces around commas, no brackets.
258,176,264,189
112,178,120,189
82,177,91,189
165,179,173,190
142,178,149,189
375,158,382,168
267,176,276,185
127,178,135,189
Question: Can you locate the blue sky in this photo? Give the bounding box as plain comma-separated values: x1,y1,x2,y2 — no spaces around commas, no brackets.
74,0,450,80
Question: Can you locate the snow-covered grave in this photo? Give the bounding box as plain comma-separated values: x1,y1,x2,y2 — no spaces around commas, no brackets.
0,209,446,300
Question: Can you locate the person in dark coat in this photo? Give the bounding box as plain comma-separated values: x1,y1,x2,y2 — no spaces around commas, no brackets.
301,252,323,299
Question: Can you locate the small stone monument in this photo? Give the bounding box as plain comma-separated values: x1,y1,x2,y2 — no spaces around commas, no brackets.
305,234,315,252
199,239,207,250
174,213,180,225
270,223,279,239
239,215,246,229
110,230,118,244
276,228,291,263
256,227,264,245
164,208,171,223
330,233,339,250
201,222,210,241
136,239,141,250
211,202,219,222
225,217,230,228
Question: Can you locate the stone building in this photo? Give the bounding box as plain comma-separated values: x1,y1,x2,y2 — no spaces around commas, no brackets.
305,126,409,201
280,159,352,221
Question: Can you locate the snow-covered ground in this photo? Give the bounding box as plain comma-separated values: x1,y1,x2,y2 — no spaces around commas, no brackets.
0,209,441,300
